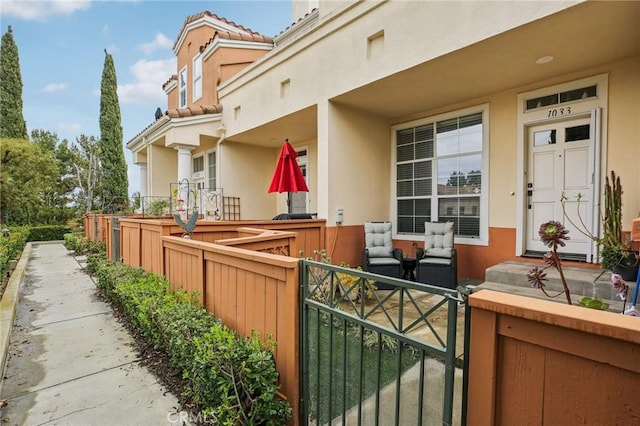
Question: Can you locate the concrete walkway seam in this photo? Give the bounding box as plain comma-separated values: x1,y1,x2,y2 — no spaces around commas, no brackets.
0,242,33,386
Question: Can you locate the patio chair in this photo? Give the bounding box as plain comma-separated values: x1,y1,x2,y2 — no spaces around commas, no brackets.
362,221,403,289
416,221,458,289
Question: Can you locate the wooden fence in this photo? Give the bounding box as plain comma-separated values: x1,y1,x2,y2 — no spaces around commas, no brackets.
161,231,300,422
467,290,640,424
118,218,325,274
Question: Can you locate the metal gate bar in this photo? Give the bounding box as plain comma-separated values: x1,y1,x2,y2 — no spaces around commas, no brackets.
300,260,465,426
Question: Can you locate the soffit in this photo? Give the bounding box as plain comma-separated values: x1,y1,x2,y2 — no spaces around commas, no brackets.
225,106,317,147
331,1,640,120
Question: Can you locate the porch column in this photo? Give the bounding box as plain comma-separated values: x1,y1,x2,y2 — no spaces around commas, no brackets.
175,145,194,183
139,164,147,198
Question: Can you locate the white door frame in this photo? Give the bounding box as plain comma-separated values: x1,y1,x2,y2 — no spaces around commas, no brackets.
515,74,609,262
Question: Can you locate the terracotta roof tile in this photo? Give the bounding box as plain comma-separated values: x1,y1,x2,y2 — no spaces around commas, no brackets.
162,74,177,91
166,104,222,118
174,11,269,49
200,30,274,53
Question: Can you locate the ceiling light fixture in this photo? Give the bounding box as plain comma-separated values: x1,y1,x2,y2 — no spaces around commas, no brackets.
535,55,554,65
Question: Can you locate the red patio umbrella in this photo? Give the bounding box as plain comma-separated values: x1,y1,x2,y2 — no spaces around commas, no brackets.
268,139,309,193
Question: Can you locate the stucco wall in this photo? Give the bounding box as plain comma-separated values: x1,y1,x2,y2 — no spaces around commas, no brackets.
323,102,391,225
220,143,276,219
149,145,176,196
220,0,578,137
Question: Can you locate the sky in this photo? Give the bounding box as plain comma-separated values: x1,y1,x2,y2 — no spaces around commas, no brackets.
0,0,293,195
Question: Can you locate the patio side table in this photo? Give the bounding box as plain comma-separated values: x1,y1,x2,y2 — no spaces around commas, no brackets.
402,257,417,281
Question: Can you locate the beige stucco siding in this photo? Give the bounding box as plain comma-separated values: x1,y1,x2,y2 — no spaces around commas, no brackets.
322,103,391,225
148,145,177,196
219,0,580,137
221,143,277,219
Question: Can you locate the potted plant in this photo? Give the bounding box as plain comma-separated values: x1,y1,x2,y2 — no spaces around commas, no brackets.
599,171,638,280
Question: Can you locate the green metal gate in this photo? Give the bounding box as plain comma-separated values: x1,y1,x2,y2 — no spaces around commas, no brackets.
299,260,467,425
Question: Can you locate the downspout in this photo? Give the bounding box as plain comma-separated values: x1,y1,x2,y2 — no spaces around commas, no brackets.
216,124,227,194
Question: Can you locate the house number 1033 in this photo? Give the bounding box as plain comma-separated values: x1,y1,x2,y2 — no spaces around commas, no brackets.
547,106,571,118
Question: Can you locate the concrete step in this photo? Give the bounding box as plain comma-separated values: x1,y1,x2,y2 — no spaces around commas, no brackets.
484,260,626,301
476,281,627,314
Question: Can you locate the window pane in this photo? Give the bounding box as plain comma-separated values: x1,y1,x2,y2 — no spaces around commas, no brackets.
458,122,482,153
565,124,590,142
415,124,433,142
534,130,556,146
414,178,431,196
397,180,413,197
397,129,414,145
414,160,431,179
437,157,458,194
397,144,414,162
397,199,414,216
415,141,433,159
397,163,413,180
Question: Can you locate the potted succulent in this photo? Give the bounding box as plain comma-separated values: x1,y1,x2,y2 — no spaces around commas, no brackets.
599,171,638,280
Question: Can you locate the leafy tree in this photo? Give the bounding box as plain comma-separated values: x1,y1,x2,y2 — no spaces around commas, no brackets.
71,134,101,212
0,138,57,224
447,171,467,187
30,130,78,223
98,50,128,212
0,26,27,139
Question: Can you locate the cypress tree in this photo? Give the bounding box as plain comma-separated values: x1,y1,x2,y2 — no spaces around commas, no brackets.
0,25,28,139
98,50,128,212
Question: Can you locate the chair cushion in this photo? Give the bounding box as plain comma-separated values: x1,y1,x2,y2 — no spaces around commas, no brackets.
369,257,401,266
365,222,393,257
419,257,452,266
423,222,454,258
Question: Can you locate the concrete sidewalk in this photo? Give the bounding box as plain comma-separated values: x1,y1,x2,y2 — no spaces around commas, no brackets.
0,242,181,425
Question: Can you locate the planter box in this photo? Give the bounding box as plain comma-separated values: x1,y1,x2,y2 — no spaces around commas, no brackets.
632,217,640,242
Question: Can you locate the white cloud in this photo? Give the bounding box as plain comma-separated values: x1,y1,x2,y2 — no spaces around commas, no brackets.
58,122,82,136
138,33,173,55
118,58,176,105
1,0,90,22
42,82,69,93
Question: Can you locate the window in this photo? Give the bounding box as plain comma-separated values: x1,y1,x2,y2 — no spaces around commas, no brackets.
179,66,187,108
192,156,204,173
193,55,202,101
395,109,485,239
207,151,216,189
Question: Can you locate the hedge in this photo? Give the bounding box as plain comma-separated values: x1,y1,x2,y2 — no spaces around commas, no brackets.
0,226,29,279
92,256,292,425
27,225,72,242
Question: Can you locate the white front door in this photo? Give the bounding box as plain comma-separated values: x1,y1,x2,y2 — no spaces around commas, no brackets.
525,116,594,258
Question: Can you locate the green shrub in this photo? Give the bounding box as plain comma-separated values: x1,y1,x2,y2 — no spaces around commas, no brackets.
92,260,291,424
27,225,72,242
0,227,29,278
64,233,81,252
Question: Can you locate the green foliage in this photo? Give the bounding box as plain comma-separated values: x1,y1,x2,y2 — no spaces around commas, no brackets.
0,226,29,278
27,225,72,242
98,51,128,212
147,198,169,216
0,138,59,224
578,297,609,311
92,260,291,424
0,26,27,139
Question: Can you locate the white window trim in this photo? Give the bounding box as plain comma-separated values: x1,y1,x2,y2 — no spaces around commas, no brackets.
193,54,202,102
391,104,490,246
178,66,187,108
